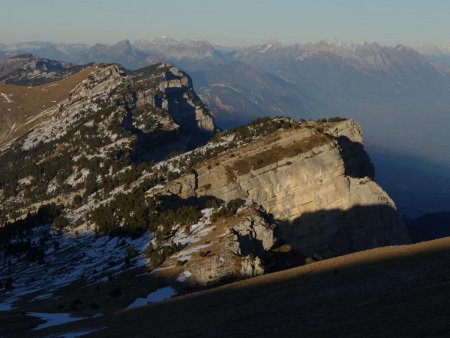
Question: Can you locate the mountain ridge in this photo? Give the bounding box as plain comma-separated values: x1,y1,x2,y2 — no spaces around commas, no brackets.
2,40,450,218
0,59,409,331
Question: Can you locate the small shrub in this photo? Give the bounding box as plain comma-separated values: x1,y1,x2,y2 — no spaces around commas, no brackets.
110,286,122,297
71,298,83,311
126,246,138,258
199,250,211,257
167,171,180,181
144,243,155,258
72,195,83,207
4,278,13,291
327,116,346,122
205,198,222,209
211,198,245,221
54,215,69,229
165,150,181,160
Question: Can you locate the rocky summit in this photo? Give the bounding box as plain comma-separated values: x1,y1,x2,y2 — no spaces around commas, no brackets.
0,58,408,333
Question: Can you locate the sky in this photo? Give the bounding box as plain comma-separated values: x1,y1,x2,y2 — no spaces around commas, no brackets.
1,0,450,46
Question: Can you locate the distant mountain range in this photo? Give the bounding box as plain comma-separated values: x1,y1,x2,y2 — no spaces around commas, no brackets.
416,43,450,67
1,38,450,217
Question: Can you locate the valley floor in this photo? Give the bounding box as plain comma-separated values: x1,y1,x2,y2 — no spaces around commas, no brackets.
5,236,450,337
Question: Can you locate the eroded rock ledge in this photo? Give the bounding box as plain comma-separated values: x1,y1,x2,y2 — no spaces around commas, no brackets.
155,120,409,283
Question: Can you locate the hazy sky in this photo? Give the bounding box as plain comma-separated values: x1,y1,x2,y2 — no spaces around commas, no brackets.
1,0,450,46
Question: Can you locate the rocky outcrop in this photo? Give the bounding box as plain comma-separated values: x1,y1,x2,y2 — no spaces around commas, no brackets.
1,62,217,167
185,208,276,286
161,120,410,259
159,66,215,133
229,215,276,255
1,55,84,86
0,58,410,316
133,64,216,134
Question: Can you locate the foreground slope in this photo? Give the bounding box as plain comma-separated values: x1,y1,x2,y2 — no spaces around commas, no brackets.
18,236,450,338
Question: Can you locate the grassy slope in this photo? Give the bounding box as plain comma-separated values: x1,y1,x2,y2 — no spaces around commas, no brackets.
25,236,450,338
0,66,94,146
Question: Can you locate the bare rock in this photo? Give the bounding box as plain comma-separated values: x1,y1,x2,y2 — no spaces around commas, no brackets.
173,120,410,259
186,209,277,286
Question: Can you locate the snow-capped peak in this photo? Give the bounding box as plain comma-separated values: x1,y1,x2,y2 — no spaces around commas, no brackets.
258,39,282,53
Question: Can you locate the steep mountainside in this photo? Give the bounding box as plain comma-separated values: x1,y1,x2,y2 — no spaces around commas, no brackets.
20,38,445,217
0,61,215,219
0,55,93,146
230,41,450,217
153,119,408,260
0,59,408,334
193,61,327,129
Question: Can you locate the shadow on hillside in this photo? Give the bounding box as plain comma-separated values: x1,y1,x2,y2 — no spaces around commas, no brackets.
151,196,411,276
122,110,212,163
35,224,450,338
164,85,202,131
7,195,445,338
336,135,375,179
0,222,178,335
277,204,408,260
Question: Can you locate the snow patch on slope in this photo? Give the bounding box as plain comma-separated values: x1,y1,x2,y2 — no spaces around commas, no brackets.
29,312,102,331
0,92,14,103
126,286,177,309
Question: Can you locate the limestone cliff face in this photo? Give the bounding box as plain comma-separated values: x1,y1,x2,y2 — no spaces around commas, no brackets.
132,64,216,133
161,120,409,259
183,208,275,286
0,58,410,309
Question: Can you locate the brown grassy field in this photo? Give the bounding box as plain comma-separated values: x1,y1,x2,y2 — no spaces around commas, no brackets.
8,236,450,338
0,66,94,146
232,132,329,175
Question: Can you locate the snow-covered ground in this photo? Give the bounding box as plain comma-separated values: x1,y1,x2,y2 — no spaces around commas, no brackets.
176,270,192,283
175,243,212,261
0,301,16,311
29,312,102,331
0,223,152,307
171,208,214,247
0,207,216,308
126,286,177,309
